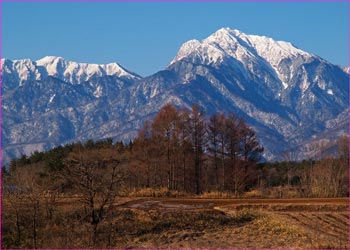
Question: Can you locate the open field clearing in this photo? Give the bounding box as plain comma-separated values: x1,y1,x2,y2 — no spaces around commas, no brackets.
115,197,349,248
2,197,348,248
120,197,348,209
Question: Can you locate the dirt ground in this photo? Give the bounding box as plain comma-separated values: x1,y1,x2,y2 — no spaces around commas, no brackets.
117,197,349,248
2,196,348,248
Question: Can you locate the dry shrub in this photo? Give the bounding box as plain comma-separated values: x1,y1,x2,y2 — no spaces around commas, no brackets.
231,209,260,224
264,186,300,198
242,189,264,198
129,187,186,197
253,213,301,237
199,191,233,198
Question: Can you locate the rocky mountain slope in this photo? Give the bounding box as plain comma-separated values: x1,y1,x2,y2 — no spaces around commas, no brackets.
2,28,348,163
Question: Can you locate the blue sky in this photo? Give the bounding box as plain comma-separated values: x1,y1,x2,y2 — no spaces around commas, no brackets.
2,2,349,76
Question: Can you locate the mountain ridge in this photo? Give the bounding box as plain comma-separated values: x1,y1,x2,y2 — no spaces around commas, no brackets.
2,27,348,164
1,56,140,88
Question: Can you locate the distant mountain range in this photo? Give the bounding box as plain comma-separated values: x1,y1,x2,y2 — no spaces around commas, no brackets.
2,27,349,164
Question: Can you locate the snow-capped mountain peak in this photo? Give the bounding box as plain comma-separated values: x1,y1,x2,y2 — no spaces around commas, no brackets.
2,56,140,86
36,55,65,65
2,27,348,164
169,39,201,65
36,56,140,83
168,27,320,93
169,27,313,69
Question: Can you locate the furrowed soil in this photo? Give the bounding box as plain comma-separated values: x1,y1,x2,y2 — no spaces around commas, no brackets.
2,197,348,248
114,197,349,248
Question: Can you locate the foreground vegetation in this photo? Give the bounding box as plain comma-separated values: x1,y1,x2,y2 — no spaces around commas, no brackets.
2,196,348,248
2,104,349,248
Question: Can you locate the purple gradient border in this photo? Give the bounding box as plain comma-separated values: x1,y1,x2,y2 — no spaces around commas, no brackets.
347,2,350,248
1,0,3,248
1,0,350,2
0,0,349,249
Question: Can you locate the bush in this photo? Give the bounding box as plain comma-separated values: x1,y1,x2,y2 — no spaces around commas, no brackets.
232,209,260,224
129,187,186,197
242,189,264,198
199,191,233,198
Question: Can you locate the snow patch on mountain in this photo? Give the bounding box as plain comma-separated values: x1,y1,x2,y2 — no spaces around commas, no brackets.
169,27,315,91
2,56,140,86
343,66,350,74
2,27,348,164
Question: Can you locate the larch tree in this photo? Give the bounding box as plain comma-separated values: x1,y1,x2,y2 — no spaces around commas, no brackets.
239,120,264,189
224,113,240,195
207,113,221,189
151,104,180,190
187,105,207,195
178,107,192,192
133,120,153,187
217,113,228,190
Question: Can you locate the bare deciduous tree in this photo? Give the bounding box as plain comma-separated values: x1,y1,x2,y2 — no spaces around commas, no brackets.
63,147,123,246
187,105,207,195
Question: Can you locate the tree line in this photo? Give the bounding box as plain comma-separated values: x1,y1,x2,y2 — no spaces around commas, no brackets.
3,104,348,199
2,103,348,248
132,104,263,195
2,104,264,248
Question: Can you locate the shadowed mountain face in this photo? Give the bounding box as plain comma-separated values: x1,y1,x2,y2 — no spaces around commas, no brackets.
2,28,348,163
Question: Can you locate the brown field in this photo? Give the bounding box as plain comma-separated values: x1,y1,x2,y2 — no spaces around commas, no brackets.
2,197,349,248
116,197,349,248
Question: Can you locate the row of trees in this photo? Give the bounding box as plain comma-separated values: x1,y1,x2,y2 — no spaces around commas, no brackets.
4,104,348,200
133,104,263,195
2,104,264,248
2,104,348,248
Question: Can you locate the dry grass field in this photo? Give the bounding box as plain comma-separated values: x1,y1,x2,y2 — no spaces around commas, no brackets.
116,197,349,248
2,196,348,248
